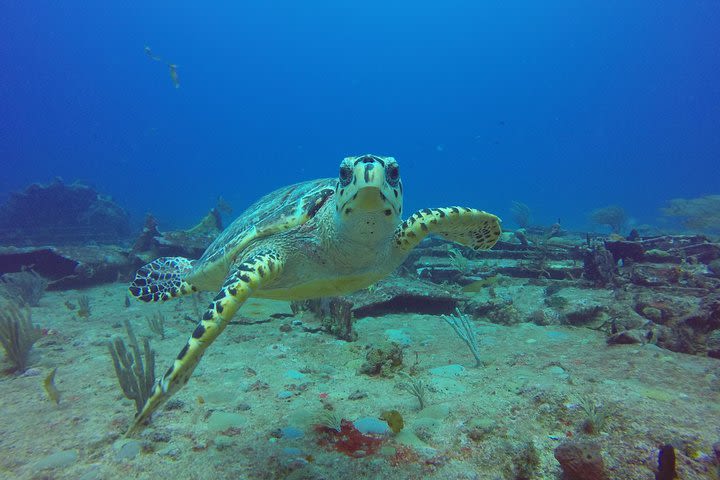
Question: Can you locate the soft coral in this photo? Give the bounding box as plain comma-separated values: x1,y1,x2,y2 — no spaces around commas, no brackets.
315,420,384,457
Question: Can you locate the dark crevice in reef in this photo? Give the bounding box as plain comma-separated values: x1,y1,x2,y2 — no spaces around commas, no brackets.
352,294,457,318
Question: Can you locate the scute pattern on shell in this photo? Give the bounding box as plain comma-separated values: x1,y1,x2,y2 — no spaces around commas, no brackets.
194,178,336,273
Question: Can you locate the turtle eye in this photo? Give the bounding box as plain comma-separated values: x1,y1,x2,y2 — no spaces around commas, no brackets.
339,165,353,186
386,164,400,186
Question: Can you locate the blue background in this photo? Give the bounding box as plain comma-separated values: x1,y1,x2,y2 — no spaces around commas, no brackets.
2,1,718,231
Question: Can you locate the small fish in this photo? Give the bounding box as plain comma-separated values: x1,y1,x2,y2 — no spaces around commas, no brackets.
145,47,179,88
169,64,180,88
144,46,162,62
44,367,61,405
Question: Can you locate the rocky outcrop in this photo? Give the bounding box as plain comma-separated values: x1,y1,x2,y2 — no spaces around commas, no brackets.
0,179,130,245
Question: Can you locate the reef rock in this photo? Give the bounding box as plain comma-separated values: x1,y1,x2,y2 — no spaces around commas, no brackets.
0,245,136,290
131,207,226,261
346,275,465,317
554,439,608,480
0,178,130,245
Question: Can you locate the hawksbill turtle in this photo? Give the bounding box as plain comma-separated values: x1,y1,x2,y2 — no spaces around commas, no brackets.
127,154,501,433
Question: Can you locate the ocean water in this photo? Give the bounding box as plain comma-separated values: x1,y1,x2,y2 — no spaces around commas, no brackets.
2,1,718,231
1,3,720,480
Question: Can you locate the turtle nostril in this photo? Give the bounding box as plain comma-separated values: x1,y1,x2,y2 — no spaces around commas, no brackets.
361,156,375,164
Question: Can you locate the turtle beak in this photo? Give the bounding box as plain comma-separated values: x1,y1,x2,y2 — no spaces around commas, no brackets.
352,158,386,209
355,156,385,189
335,154,402,217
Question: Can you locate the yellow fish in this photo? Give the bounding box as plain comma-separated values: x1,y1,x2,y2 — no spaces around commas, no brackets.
169,64,180,88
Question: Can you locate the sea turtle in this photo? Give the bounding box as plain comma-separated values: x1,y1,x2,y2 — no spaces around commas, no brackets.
127,154,501,433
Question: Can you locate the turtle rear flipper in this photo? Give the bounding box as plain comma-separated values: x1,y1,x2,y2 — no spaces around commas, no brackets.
126,249,284,435
394,207,501,252
129,257,197,302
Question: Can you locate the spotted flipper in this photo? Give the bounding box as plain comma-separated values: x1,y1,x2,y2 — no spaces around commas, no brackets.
129,257,197,302
394,207,501,252
126,250,284,435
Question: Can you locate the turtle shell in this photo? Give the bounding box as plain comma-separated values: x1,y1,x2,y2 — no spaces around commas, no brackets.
187,178,336,289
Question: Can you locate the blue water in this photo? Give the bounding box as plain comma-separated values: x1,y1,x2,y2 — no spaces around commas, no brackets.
2,1,718,232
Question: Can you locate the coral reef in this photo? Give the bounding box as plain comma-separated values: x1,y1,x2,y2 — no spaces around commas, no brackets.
290,297,357,341
589,205,628,234
315,419,385,457
0,270,48,306
107,319,156,415
0,178,130,245
131,199,231,260
662,194,720,233
582,243,617,287
359,342,403,377
510,201,532,228
0,245,135,290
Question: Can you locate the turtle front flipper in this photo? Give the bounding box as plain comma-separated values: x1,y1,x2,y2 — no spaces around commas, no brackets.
129,257,197,302
126,250,284,435
393,207,501,252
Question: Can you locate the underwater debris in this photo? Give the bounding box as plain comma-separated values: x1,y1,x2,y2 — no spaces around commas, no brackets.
0,270,47,307
108,319,156,416
44,367,61,405
0,302,42,373
440,307,482,367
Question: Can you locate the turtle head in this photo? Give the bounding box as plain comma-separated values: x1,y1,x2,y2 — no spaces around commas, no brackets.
334,154,403,220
